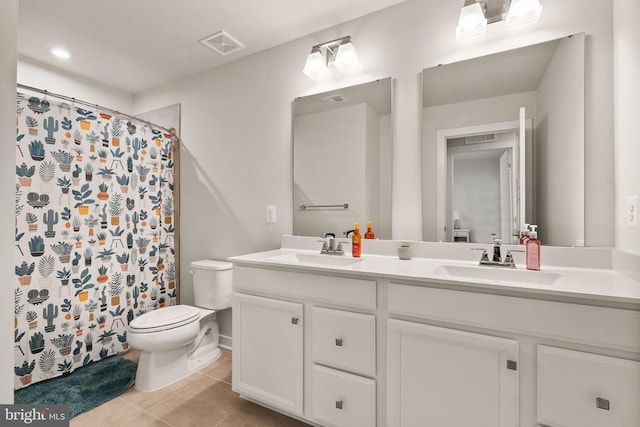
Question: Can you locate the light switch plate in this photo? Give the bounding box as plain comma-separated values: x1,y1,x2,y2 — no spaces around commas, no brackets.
266,205,276,223
628,196,638,228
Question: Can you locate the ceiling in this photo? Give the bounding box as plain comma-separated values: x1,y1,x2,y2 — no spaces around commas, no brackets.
17,0,408,94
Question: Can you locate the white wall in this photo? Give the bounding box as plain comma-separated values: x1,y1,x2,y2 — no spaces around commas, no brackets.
1,0,18,404
12,0,621,347
130,0,616,341
614,0,640,255
17,57,133,113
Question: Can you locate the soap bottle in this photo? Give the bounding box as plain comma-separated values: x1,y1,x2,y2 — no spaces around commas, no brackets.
364,221,375,239
520,224,530,245
352,222,361,258
526,226,540,271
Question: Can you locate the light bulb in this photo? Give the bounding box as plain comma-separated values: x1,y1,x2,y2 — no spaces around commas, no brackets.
303,50,328,79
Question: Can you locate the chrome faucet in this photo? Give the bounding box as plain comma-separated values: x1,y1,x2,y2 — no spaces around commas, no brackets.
318,233,347,256
478,237,515,268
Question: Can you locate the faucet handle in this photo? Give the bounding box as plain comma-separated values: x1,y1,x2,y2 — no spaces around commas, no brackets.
335,239,351,256
317,240,330,254
479,250,490,263
504,251,514,265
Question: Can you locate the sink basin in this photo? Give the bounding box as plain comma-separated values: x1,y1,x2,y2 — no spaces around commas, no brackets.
434,264,563,286
269,252,363,267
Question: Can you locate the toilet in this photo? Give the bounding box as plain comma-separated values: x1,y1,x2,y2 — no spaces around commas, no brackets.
127,259,232,392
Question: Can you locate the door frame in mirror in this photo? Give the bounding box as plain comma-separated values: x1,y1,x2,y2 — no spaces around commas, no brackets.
437,117,533,243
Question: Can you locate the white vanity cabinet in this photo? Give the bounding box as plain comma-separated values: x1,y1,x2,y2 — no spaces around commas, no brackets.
232,293,304,416
232,265,377,426
537,345,640,427
387,281,640,427
231,252,640,427
387,315,519,427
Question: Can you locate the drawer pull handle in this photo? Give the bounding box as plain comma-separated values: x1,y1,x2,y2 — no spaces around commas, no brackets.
596,397,610,411
291,317,299,325
538,424,553,427
506,360,518,371
335,338,343,347
335,400,343,410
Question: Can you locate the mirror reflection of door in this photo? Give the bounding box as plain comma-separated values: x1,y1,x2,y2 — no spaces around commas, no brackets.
448,134,516,244
437,109,532,244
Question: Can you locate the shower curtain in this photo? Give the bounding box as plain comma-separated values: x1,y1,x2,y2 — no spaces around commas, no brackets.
14,92,177,389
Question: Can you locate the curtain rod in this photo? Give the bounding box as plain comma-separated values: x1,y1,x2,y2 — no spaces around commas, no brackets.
17,83,178,138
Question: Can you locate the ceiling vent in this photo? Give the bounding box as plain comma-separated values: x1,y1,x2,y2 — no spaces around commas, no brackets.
199,31,245,56
320,94,347,105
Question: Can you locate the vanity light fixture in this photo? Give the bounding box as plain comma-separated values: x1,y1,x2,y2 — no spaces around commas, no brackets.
302,36,360,79
504,0,543,29
456,0,488,42
456,0,543,42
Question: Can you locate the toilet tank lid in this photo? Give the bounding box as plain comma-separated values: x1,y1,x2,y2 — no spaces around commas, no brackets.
190,259,233,271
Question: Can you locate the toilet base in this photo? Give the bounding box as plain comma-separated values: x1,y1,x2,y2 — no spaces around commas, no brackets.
133,317,221,392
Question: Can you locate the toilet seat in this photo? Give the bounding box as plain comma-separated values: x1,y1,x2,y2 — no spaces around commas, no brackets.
129,305,201,333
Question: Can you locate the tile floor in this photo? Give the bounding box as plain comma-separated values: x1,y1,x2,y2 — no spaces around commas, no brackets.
71,349,311,426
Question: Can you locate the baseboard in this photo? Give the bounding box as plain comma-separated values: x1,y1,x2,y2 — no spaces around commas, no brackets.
219,334,232,351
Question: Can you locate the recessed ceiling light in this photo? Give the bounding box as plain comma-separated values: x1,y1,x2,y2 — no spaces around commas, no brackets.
50,47,71,59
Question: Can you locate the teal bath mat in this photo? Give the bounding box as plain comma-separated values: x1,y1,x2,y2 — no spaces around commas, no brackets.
14,355,137,419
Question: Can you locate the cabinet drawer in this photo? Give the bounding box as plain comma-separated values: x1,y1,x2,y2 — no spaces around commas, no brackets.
311,364,376,427
538,345,640,427
388,283,640,352
234,266,376,310
312,307,376,377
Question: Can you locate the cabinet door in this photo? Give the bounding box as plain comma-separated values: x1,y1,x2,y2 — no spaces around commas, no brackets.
232,293,304,416
538,345,640,427
387,319,519,427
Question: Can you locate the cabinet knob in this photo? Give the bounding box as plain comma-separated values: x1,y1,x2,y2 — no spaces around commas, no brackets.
335,338,343,347
596,397,610,411
506,360,518,371
335,400,343,410
291,317,299,325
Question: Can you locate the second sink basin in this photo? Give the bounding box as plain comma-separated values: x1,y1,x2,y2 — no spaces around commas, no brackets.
269,252,364,267
434,264,563,286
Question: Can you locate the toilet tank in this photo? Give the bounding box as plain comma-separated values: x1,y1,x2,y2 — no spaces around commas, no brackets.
190,260,233,310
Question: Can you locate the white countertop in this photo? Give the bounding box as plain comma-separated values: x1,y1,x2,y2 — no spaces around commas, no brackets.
229,243,640,307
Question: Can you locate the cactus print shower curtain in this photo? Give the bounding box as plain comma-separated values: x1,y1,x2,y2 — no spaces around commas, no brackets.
14,92,177,389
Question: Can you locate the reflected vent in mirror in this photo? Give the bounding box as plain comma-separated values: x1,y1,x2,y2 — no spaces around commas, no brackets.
465,133,496,144
320,94,347,105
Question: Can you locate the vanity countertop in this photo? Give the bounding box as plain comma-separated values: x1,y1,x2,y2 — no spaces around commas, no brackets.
229,247,640,308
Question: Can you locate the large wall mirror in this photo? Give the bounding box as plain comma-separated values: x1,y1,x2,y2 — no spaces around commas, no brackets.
422,34,585,246
293,78,392,238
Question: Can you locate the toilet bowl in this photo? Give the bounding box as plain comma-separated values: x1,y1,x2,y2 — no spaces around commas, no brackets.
126,260,232,392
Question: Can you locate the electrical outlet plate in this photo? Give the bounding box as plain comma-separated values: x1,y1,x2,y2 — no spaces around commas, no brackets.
628,196,638,228
266,205,276,223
